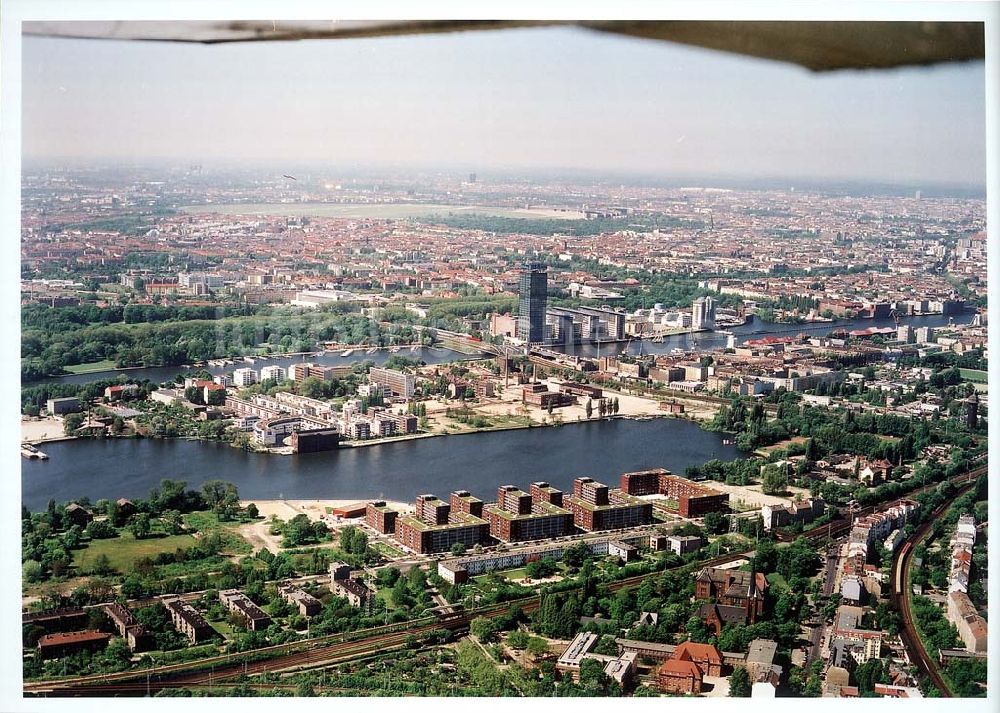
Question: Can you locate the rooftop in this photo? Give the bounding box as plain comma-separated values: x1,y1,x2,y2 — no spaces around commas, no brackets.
398,511,487,532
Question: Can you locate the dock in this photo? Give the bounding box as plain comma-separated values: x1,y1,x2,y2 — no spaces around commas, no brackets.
21,444,49,460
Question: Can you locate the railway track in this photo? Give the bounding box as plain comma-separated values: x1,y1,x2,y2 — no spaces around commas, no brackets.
888,478,980,698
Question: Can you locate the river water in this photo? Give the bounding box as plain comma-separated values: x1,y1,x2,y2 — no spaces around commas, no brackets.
566,312,974,358
30,313,972,388
20,418,741,511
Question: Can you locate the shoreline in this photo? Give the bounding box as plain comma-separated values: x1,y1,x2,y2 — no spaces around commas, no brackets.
25,411,716,457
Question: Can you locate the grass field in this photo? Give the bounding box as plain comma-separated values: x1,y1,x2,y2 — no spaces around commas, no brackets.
62,360,118,374
182,511,253,555
181,202,585,221
73,533,198,573
959,368,988,383
370,541,406,559
754,436,808,456
766,572,790,593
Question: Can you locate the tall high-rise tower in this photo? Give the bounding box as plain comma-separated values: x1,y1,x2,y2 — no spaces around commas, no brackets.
517,262,548,343
692,296,716,330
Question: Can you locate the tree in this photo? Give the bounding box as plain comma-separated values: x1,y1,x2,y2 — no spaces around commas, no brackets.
761,467,788,495
246,503,259,519
805,437,820,461
91,553,114,575
63,412,85,436
127,512,151,540
507,630,530,650
470,616,499,643
339,525,368,555
854,658,885,695
526,637,549,658
704,511,727,534
162,510,184,534
586,399,593,419
202,480,238,511
729,666,751,697
376,567,401,588
450,542,467,556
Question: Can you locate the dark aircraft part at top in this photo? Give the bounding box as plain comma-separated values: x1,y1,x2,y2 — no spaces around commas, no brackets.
22,20,986,72
283,174,297,180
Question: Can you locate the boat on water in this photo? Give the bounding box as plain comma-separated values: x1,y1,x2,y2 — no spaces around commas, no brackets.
21,443,49,460
366,347,378,355
390,346,401,353
342,349,354,357
409,345,418,352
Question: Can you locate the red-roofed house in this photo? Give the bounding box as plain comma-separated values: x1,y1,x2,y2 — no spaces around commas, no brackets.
657,658,703,695
672,641,723,676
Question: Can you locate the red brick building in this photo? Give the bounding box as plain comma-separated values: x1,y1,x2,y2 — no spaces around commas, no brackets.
393,492,490,554
657,658,703,695
658,472,729,517
37,630,111,660
530,481,564,507
672,641,723,677
484,485,574,542
564,478,653,531
365,501,398,534
619,469,662,496
695,566,768,633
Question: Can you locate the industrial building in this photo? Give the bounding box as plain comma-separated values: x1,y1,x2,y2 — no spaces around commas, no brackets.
329,562,372,607
277,583,323,617
546,306,626,344
437,529,656,584
103,602,153,652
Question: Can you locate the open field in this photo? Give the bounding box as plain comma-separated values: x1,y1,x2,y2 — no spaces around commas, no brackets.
62,359,118,374
181,203,585,220
72,533,198,573
754,436,808,456
236,499,411,553
182,511,253,555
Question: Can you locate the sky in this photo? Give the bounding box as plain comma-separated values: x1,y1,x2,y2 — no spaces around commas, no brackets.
21,24,987,187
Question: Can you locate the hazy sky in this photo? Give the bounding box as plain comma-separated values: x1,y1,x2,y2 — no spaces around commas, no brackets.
22,25,987,186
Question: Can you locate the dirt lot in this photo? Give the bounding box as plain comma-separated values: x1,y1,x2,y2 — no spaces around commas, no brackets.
237,499,411,552
21,416,68,443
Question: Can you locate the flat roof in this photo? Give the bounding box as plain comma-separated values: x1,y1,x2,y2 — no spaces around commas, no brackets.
398,512,487,532
484,501,572,521
558,632,599,666
564,493,649,513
